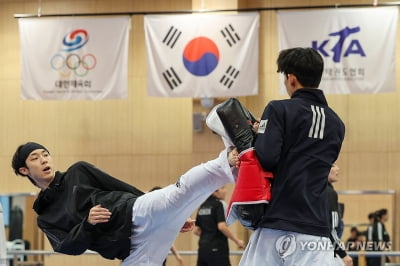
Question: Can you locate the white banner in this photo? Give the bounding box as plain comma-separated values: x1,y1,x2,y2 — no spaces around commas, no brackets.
144,13,259,97
19,17,130,100
278,7,398,94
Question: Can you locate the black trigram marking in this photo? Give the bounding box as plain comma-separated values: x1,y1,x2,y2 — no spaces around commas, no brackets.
162,67,182,90
162,26,182,49
220,24,241,47
219,65,239,89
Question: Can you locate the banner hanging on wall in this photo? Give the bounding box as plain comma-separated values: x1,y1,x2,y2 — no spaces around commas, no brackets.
144,13,259,97
19,16,130,100
278,7,398,94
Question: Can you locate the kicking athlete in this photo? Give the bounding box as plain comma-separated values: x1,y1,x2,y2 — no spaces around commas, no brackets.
11,142,239,265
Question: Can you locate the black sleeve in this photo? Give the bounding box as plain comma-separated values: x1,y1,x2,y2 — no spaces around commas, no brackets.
72,161,144,195
381,222,390,243
214,201,226,224
39,218,95,255
254,102,284,171
329,231,347,258
328,186,347,258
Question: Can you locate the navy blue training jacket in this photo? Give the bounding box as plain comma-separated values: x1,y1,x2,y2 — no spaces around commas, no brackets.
255,88,345,237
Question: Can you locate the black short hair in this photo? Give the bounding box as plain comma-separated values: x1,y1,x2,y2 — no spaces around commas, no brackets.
368,212,376,220
376,208,388,218
12,143,28,176
350,226,359,233
277,47,324,88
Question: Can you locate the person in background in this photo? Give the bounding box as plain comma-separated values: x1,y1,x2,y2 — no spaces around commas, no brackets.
194,186,245,266
376,208,390,246
327,164,353,266
377,208,391,263
366,209,390,266
346,226,361,266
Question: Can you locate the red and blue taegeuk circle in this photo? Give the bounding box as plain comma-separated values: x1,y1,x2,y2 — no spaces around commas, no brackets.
62,29,89,52
182,37,220,76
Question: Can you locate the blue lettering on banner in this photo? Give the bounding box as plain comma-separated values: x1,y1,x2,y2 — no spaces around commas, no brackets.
312,26,366,63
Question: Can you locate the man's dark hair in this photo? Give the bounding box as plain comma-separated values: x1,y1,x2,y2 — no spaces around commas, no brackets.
350,226,358,233
376,208,388,219
368,212,376,220
12,143,28,176
276,47,324,88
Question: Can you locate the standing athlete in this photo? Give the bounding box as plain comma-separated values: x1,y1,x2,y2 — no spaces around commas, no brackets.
240,47,345,265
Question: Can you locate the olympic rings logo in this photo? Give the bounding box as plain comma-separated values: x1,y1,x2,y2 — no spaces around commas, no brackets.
50,53,97,78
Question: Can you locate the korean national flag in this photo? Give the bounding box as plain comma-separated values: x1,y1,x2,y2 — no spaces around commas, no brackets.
144,13,259,97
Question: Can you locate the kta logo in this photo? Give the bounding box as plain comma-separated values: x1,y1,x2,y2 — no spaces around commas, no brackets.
50,29,97,77
182,37,219,76
312,26,366,63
